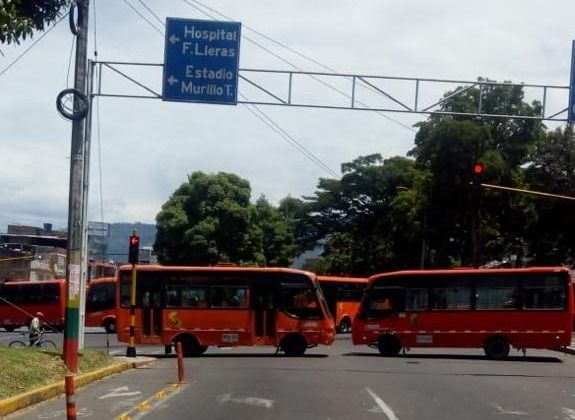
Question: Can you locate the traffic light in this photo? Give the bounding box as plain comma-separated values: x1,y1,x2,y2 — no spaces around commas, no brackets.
128,234,140,264
472,162,484,188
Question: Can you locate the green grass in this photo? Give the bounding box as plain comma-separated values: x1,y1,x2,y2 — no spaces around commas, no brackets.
0,346,116,400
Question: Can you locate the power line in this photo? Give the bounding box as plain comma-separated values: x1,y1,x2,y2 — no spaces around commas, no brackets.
240,93,339,178
120,0,164,37
0,12,68,79
180,0,416,133
179,0,339,177
95,96,105,226
137,0,165,27
66,35,75,88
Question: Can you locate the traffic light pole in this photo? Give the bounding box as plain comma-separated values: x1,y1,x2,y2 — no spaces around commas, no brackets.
126,230,139,357
64,0,90,374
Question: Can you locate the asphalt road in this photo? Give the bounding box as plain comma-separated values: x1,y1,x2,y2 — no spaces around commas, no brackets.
5,332,575,420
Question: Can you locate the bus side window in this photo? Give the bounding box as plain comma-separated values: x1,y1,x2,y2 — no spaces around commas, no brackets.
431,279,471,310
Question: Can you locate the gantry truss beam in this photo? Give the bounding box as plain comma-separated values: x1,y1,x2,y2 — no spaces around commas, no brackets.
92,60,570,122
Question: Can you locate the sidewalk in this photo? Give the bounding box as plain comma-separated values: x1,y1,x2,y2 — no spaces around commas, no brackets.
0,356,155,418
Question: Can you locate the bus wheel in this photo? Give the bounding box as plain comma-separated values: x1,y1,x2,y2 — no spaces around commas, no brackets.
281,334,307,356
103,319,116,334
176,335,205,357
338,318,352,334
483,336,510,360
377,334,402,356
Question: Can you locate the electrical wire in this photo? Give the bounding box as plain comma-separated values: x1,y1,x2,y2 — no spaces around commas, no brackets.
92,0,104,226
66,35,75,88
137,0,165,27
120,0,164,36
240,93,339,178
181,0,416,133
95,96,105,226
121,0,335,177
0,12,68,79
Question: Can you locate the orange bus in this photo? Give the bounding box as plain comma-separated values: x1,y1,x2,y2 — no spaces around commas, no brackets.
317,275,367,333
88,262,116,283
115,265,335,356
353,267,573,359
86,277,117,333
0,279,66,331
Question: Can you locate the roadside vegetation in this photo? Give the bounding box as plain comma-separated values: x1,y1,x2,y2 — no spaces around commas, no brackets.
0,346,115,399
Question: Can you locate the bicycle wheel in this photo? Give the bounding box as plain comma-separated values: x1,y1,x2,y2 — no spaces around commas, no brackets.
40,340,57,351
8,340,27,348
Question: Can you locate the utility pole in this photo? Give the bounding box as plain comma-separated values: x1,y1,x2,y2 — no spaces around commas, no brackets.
63,0,90,374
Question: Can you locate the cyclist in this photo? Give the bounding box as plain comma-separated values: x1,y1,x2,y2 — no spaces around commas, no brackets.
29,312,44,347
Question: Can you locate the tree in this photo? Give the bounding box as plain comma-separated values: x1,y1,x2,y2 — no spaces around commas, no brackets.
0,0,71,44
304,154,425,275
409,79,544,267
524,126,575,264
251,195,300,266
154,172,257,266
154,172,303,267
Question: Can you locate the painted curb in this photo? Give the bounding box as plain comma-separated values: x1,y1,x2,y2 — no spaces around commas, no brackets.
0,359,153,417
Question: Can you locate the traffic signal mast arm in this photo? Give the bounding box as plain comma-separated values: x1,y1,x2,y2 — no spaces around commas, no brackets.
480,183,575,201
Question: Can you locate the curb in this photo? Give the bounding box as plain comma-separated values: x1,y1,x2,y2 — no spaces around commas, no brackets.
0,358,153,417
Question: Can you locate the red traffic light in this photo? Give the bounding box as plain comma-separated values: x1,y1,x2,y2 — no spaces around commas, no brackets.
473,162,484,175
130,235,139,246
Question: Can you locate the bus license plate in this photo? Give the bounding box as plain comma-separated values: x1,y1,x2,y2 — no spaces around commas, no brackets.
222,333,239,343
416,334,433,344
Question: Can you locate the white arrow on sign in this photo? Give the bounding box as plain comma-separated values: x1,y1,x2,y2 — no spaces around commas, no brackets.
98,386,142,400
168,76,179,86
169,34,181,44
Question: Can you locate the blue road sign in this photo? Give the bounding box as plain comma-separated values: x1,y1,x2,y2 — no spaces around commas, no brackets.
569,40,575,123
163,18,241,105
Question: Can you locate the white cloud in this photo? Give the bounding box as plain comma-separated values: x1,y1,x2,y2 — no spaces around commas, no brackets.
1,0,574,230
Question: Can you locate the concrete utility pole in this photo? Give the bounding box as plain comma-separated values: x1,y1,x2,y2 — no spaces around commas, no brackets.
63,0,90,374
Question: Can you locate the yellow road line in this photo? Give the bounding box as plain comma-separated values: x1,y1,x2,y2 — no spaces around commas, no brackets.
116,383,186,420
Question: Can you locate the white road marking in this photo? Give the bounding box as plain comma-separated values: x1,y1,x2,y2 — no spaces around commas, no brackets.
217,393,274,409
491,403,528,416
365,388,400,420
562,407,575,420
37,407,93,418
109,350,124,355
99,386,142,400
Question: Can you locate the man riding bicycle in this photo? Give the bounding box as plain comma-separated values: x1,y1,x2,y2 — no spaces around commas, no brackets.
29,312,44,347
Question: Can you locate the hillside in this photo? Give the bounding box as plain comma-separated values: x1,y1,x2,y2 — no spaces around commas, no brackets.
107,222,156,263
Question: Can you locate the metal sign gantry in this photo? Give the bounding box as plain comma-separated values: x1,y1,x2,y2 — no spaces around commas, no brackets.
91,60,569,122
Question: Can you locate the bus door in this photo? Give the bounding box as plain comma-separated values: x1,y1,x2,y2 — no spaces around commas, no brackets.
252,283,276,343
139,276,163,341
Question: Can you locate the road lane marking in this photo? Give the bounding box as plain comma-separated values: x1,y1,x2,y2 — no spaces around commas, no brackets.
217,393,274,409
365,388,399,420
37,407,93,418
562,407,575,420
99,386,142,399
491,403,528,416
116,383,186,420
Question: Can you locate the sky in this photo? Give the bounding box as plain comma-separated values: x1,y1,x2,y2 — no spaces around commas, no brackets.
1,0,574,232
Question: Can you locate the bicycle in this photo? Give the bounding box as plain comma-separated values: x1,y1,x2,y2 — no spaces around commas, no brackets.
8,331,58,350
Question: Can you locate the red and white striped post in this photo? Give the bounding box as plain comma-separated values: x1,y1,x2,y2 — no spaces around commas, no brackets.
65,374,77,420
